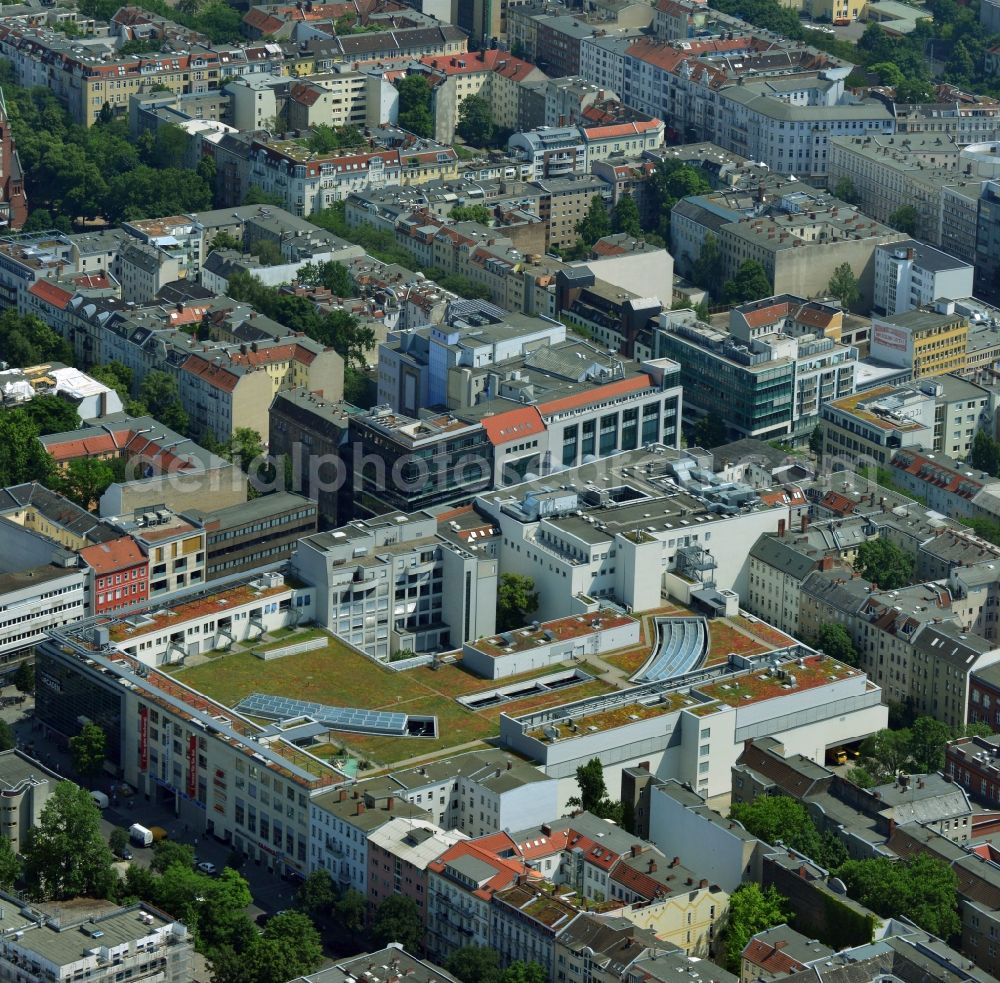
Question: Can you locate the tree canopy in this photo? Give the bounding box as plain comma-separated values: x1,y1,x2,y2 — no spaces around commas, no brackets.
724,260,772,305
723,883,790,971
457,95,496,146
854,539,914,589
396,75,434,138
576,195,612,247
828,262,861,310
370,894,423,952
837,854,959,939
567,758,625,824
814,623,859,667
69,721,107,779
497,573,539,632
730,796,845,871
23,782,117,900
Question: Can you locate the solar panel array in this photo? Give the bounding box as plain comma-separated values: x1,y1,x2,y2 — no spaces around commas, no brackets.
236,692,408,736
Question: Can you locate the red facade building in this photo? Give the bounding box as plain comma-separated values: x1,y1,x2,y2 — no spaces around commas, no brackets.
80,537,149,615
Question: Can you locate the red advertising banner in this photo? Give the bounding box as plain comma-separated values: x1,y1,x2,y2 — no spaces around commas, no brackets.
138,706,148,771
187,735,197,798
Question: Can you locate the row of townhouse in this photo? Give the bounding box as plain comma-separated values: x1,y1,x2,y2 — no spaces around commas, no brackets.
0,13,467,125
424,814,727,966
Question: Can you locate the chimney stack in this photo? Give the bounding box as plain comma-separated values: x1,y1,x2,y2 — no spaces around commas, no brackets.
778,519,786,537
801,514,809,533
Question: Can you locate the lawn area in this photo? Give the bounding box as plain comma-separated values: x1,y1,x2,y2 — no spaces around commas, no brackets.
707,620,769,662
605,646,651,676
733,615,795,650
165,631,604,768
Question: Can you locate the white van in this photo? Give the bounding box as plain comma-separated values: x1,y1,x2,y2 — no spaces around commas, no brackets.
90,790,109,809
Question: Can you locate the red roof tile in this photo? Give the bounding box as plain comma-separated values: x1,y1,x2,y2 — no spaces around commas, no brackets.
583,120,663,141
480,406,545,446
742,938,808,974
539,375,651,417
28,280,74,308
79,537,147,574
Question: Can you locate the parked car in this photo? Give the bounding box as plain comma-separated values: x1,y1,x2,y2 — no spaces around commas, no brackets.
196,861,218,876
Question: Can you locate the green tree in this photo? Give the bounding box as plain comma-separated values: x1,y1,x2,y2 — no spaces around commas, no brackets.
58,457,117,509
501,964,546,983
0,719,14,753
244,185,285,207
457,94,496,146
945,40,975,86
896,78,935,103
888,204,919,236
611,193,642,238
22,782,117,900
497,573,539,631
252,239,284,266
833,177,859,205
210,231,243,252
723,883,790,971
729,795,846,869
724,260,772,304
647,159,711,240
0,309,71,366
13,661,33,695
809,425,824,457
396,75,434,138
296,259,356,297
868,61,905,86
568,758,609,812
18,395,79,436
970,429,1000,477
855,538,914,589
828,262,861,310
446,946,503,983
0,411,54,488
226,428,264,473
814,623,859,667
109,827,129,857
89,362,147,416
140,371,189,434
848,764,879,788
909,715,954,773
576,194,612,246
691,234,724,298
69,721,106,779
0,836,19,890
296,868,336,918
450,204,493,224
103,166,211,224
371,894,423,952
838,854,959,939
693,410,727,449
139,123,188,170
257,910,323,980
335,887,367,934
859,727,912,783
151,839,196,874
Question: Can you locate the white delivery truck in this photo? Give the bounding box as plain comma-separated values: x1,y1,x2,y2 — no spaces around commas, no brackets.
90,790,109,809
129,823,154,847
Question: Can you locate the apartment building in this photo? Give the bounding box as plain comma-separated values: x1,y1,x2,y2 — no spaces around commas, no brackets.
874,240,975,316
820,375,989,467
39,416,246,518
0,22,224,125
887,448,1000,520
827,134,998,265
178,336,344,443
976,180,1000,302
106,509,206,598
367,818,468,922
244,137,459,217
179,492,318,579
79,537,150,616
0,751,62,853
309,785,431,894
291,510,498,659
799,570,1000,729
419,49,547,143
426,834,527,958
